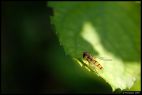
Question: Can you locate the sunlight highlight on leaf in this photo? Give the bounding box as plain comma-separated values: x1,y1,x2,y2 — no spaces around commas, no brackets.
80,21,136,91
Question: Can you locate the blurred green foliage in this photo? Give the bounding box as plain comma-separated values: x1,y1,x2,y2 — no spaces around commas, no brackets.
48,1,141,92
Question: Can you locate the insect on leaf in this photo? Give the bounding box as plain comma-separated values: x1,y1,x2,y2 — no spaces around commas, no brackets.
48,1,141,92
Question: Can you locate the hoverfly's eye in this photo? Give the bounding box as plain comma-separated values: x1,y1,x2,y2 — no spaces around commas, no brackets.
83,52,88,58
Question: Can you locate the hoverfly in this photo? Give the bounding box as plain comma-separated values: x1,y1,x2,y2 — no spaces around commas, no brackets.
83,52,103,70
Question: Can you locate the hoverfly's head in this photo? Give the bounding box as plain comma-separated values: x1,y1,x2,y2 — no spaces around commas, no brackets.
83,52,89,58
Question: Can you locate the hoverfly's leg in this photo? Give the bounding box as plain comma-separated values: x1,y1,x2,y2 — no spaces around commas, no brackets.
94,69,100,76
92,66,100,76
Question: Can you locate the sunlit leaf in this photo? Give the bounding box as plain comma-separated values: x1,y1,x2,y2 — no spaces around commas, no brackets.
48,1,141,91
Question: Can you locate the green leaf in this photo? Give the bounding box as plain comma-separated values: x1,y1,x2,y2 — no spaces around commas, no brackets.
48,2,140,91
